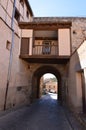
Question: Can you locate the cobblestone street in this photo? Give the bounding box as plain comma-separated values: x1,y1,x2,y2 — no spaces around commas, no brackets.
0,93,85,130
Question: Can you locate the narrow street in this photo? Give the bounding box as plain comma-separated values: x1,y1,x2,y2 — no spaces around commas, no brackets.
0,93,85,130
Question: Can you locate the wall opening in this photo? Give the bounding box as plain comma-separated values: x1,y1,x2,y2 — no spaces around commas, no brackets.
81,71,86,113
76,71,86,113
39,73,58,100
31,65,62,103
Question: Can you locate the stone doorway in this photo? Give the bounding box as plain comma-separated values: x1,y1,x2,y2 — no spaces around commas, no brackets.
81,71,86,113
76,71,86,113
31,65,62,103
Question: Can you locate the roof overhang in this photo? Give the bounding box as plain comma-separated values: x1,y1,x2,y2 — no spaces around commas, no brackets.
19,21,72,30
20,54,70,64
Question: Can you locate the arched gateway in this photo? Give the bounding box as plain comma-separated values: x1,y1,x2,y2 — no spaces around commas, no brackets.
31,65,62,102
19,18,71,108
19,19,86,113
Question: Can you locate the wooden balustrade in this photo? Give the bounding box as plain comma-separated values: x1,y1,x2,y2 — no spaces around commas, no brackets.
32,45,58,55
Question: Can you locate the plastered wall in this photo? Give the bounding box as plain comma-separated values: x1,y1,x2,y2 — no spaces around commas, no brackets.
0,19,31,110
67,51,83,113
58,29,71,56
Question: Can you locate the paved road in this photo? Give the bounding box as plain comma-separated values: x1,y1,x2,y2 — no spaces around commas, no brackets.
0,93,85,130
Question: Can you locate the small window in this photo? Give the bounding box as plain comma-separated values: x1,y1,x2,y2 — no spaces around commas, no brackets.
6,41,11,50
20,0,24,7
14,8,20,22
27,10,29,18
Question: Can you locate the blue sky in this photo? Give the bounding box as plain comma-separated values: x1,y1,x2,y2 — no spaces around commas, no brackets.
29,0,86,17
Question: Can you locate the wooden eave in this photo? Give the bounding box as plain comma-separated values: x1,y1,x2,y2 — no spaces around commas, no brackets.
19,54,70,64
18,21,72,30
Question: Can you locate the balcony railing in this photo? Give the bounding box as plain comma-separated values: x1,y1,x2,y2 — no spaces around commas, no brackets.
20,43,70,64
32,45,58,55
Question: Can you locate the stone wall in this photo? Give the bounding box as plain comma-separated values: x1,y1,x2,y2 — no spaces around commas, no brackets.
67,51,82,113
0,19,31,110
67,40,86,113
0,0,33,110
27,63,68,102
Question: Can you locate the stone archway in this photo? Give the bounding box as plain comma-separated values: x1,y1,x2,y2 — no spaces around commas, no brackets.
31,65,62,102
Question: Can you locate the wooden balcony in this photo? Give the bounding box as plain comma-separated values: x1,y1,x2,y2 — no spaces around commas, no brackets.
33,44,58,55
20,44,70,64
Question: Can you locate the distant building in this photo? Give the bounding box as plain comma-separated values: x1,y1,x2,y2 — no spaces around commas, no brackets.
45,80,58,93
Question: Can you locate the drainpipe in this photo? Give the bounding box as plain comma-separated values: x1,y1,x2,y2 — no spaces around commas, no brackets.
4,0,16,110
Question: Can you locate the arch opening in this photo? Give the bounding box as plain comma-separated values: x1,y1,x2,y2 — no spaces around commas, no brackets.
31,65,62,103
40,73,58,100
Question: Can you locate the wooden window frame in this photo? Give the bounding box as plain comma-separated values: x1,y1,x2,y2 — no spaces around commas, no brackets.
14,8,20,22
26,10,29,18
6,40,11,51
42,41,51,54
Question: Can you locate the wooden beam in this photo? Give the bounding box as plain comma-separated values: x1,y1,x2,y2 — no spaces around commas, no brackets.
19,54,70,64
18,21,72,30
35,37,57,40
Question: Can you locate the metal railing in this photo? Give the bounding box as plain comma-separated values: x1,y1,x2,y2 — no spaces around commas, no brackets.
32,45,58,55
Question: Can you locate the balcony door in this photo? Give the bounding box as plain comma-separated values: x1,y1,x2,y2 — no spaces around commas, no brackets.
21,38,29,55
42,41,51,54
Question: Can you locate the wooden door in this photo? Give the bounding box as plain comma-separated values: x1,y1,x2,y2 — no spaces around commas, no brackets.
21,38,29,55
